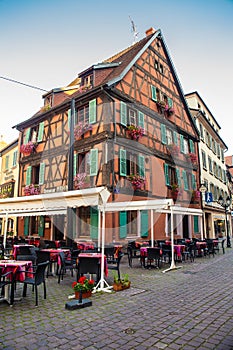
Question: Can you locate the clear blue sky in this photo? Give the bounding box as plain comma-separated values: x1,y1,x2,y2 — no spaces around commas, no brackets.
1,0,233,154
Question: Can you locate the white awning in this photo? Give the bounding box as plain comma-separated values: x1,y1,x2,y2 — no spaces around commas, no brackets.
0,187,110,217
99,198,173,212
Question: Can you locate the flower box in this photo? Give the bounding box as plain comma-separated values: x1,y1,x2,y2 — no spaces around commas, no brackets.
24,184,40,196
20,142,37,156
73,173,90,190
127,125,144,140
113,282,131,291
127,174,145,190
74,123,92,139
113,273,131,291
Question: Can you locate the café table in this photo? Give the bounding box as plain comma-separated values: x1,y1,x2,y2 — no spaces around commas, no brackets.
78,252,108,276
0,259,33,305
40,248,71,275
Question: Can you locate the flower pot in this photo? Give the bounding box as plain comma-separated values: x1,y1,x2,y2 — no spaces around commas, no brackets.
113,282,131,291
75,290,92,299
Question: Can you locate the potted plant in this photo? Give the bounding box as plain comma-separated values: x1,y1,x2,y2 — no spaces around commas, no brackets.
20,141,38,156
74,122,92,139
127,174,145,190
24,184,40,196
72,276,95,299
164,105,175,116
171,184,182,200
127,125,144,140
191,190,201,202
113,273,131,291
73,172,89,190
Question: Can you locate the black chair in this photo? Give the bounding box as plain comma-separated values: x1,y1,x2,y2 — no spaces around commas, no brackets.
221,239,226,254
76,257,100,284
205,240,215,258
182,243,195,262
57,251,74,283
161,244,172,264
127,242,141,267
0,267,14,306
104,247,124,280
146,247,161,269
17,261,49,306
16,246,37,264
36,251,51,277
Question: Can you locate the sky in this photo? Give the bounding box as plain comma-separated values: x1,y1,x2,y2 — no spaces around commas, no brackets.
1,0,233,154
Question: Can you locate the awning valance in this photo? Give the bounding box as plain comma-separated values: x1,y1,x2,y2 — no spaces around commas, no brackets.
0,187,110,217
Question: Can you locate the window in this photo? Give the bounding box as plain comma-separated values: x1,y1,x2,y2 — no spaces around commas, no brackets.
199,123,204,139
23,122,44,144
74,152,90,175
182,170,189,191
212,140,216,154
208,156,213,174
166,129,173,145
75,99,96,125
217,143,221,158
128,109,136,126
12,151,18,167
5,155,9,170
202,151,207,169
119,150,145,178
164,164,177,186
120,103,145,130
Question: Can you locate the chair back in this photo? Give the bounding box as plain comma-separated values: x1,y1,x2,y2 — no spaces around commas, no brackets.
36,250,51,264
78,257,100,275
147,247,161,260
34,261,49,285
17,246,32,255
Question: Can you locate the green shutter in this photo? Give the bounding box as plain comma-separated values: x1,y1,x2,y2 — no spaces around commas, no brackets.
120,149,127,176
192,174,197,190
161,124,167,144
119,211,127,238
138,111,145,129
176,168,181,186
12,151,18,167
164,163,170,186
173,131,178,145
24,217,29,236
168,97,173,108
89,99,96,124
90,149,98,176
74,153,77,176
120,102,127,126
90,206,98,239
182,170,188,190
141,210,148,237
26,166,32,185
189,139,195,153
37,122,44,142
39,163,45,185
151,85,157,101
194,215,199,233
38,216,44,237
25,128,31,144
138,155,145,177
180,135,184,153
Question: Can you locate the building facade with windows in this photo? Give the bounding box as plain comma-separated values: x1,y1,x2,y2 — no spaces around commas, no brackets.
185,91,231,240
0,139,19,237
0,28,203,244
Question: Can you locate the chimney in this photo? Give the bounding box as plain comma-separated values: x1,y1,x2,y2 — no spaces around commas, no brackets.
145,27,156,36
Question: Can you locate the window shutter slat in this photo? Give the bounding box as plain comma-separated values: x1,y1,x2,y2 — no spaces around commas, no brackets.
189,139,195,153
192,174,197,190
90,206,98,239
24,217,29,236
120,149,127,176
176,168,181,186
182,170,188,190
25,128,31,144
38,216,44,237
26,166,32,186
119,211,127,238
90,149,98,176
73,153,77,176
120,102,127,126
39,163,45,185
180,135,184,153
164,163,170,186
161,124,167,144
138,111,145,129
89,99,97,124
168,97,173,108
37,122,44,142
151,85,157,101
173,131,178,145
138,155,145,177
141,210,149,237
194,216,199,233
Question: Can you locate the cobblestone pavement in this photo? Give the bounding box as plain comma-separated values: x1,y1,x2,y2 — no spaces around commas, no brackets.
1,248,233,350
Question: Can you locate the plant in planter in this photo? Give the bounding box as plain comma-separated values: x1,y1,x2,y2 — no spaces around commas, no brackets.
20,141,38,156
127,174,145,190
191,190,201,202
73,172,89,189
127,125,144,140
171,184,182,200
185,152,198,165
72,276,95,299
24,184,40,196
74,122,92,139
113,273,131,291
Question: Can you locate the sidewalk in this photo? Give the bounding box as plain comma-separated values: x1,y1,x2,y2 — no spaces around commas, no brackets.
1,249,233,349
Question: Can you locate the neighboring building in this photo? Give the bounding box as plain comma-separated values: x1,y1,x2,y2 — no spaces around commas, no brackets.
0,27,203,244
186,91,231,241
0,139,19,237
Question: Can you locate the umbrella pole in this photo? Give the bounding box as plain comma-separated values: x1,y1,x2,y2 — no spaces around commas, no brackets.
94,207,112,293
163,206,182,273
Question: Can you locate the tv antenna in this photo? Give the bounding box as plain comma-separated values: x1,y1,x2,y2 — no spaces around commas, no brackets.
129,16,139,44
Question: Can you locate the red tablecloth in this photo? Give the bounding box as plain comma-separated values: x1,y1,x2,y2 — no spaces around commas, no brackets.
0,260,33,282
76,242,95,251
40,249,70,265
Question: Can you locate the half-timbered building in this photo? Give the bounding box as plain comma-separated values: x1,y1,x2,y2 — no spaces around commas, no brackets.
1,27,203,244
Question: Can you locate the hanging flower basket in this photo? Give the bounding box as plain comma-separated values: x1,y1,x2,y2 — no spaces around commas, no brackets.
127,125,144,140
191,190,201,202
73,173,89,189
171,184,182,201
164,105,175,117
24,184,40,196
74,122,92,139
20,142,38,156
156,100,166,114
127,174,145,190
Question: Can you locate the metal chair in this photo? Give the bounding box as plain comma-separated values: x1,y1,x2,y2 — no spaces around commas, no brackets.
104,247,124,280
76,257,100,284
57,251,74,283
0,267,15,306
145,247,161,269
17,261,49,306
